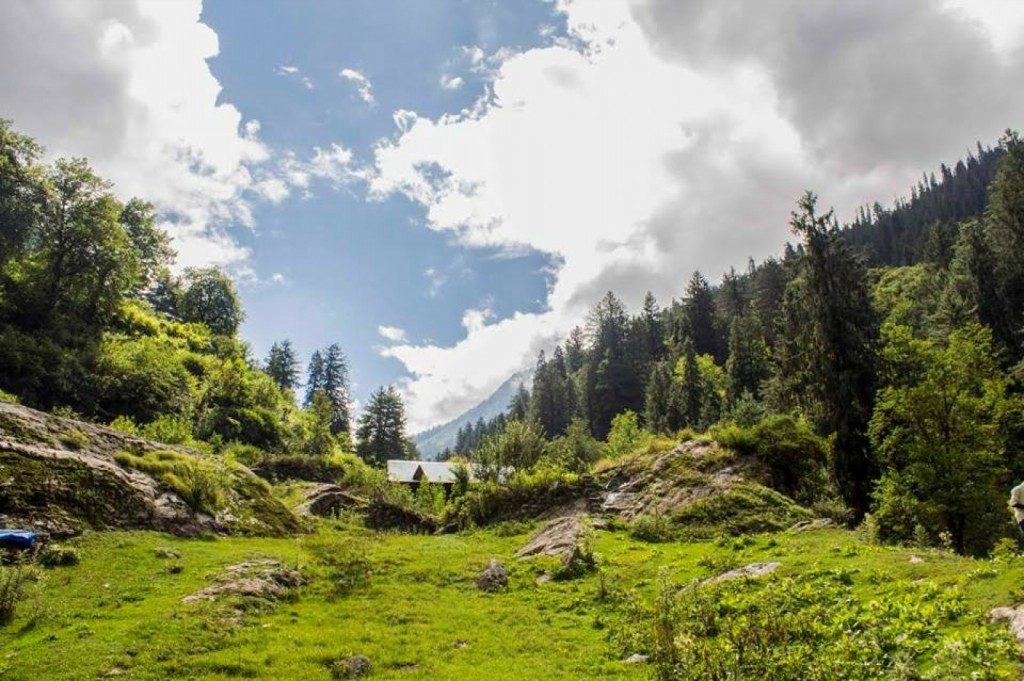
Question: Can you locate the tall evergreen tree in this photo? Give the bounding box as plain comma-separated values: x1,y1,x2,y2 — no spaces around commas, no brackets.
304,350,325,406
529,347,576,437
582,291,642,438
983,130,1024,360
684,271,722,361
644,360,677,434
355,385,409,467
790,192,879,515
508,383,530,422
725,315,770,403
264,340,300,391
322,343,351,434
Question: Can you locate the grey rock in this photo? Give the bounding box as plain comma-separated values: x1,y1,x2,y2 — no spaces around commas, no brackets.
476,558,508,592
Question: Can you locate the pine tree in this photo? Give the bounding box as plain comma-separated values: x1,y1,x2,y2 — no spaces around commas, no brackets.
582,292,642,438
322,343,351,434
676,339,704,428
725,315,769,403
355,385,409,467
684,271,722,361
529,347,576,437
983,131,1024,359
264,340,300,391
304,350,325,406
644,360,677,434
564,326,585,373
789,192,878,515
508,384,530,422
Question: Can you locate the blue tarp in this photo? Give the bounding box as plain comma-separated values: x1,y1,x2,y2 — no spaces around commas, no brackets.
0,530,38,550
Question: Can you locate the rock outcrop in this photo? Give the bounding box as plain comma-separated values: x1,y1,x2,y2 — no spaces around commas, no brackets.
0,401,299,538
516,515,584,560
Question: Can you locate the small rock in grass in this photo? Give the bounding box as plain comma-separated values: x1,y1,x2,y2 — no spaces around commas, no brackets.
908,555,924,564
476,558,508,593
329,655,372,679
703,561,780,586
165,564,184,574
623,654,649,664
154,547,180,560
453,639,468,649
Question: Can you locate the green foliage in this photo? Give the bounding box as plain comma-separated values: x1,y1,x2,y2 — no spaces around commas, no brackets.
673,483,814,539
605,410,649,459
446,467,583,528
0,564,29,626
619,570,1017,680
37,544,80,568
179,267,243,336
629,514,676,543
475,419,547,477
870,322,1019,554
114,449,229,514
96,334,195,424
543,418,606,473
355,385,409,467
713,414,831,505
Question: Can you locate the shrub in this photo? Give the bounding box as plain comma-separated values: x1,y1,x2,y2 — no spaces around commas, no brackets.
870,470,930,546
615,570,1017,680
712,414,831,505
38,544,79,567
95,334,195,424
107,415,139,435
629,514,676,543
475,420,547,477
606,410,650,460
140,415,194,445
446,468,585,528
0,565,28,626
673,483,813,539
114,449,229,514
0,389,19,404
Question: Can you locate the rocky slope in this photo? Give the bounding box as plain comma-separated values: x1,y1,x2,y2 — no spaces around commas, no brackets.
0,400,300,539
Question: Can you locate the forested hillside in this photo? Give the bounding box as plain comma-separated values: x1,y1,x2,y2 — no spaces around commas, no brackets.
456,131,1024,556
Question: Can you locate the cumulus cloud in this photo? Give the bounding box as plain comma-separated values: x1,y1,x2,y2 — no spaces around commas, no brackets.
0,0,273,271
340,67,375,104
378,325,409,343
372,0,1024,431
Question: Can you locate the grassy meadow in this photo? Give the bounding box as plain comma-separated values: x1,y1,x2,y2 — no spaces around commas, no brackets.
2,518,1023,680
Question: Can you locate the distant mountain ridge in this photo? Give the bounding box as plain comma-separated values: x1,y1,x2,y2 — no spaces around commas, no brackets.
412,369,532,460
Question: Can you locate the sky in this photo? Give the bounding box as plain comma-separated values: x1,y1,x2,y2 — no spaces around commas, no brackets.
1,0,1023,432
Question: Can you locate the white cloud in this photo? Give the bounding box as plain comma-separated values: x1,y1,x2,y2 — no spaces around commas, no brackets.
440,74,464,90
340,67,375,104
277,64,313,88
424,267,447,297
373,0,1024,432
378,325,409,343
0,0,273,272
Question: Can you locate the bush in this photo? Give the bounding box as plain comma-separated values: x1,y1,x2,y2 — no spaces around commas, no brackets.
446,468,586,528
712,414,831,505
606,410,650,460
95,334,195,424
869,470,930,546
140,415,194,445
114,449,229,514
0,564,28,626
673,483,814,539
615,569,1017,680
0,389,19,404
475,420,547,477
38,544,79,567
629,514,676,543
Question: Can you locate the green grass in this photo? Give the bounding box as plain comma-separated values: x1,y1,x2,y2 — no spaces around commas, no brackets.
1,521,1022,679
